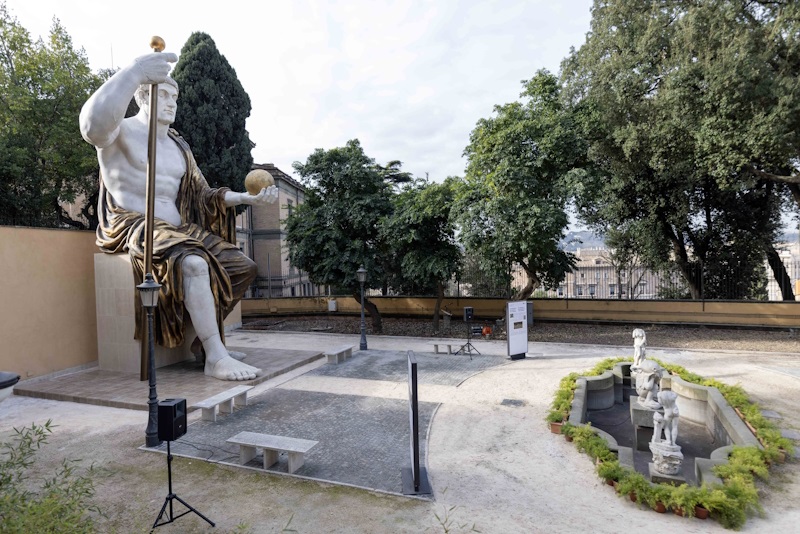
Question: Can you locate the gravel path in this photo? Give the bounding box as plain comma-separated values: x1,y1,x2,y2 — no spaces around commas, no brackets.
243,315,800,353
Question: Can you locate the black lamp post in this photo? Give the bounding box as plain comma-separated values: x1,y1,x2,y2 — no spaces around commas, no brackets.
138,272,162,447
357,266,368,350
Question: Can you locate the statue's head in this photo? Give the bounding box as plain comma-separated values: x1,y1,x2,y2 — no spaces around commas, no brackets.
134,77,179,109
134,77,179,125
658,390,678,407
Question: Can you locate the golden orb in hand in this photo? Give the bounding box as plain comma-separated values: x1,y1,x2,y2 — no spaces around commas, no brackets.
150,36,166,52
245,169,275,195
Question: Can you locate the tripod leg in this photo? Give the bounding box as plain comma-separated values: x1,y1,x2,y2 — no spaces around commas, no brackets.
172,494,215,527
151,497,171,531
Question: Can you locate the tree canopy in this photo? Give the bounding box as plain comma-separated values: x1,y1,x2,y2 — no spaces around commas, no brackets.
286,139,394,330
562,0,798,299
0,4,103,228
456,70,580,300
380,177,462,330
171,32,254,198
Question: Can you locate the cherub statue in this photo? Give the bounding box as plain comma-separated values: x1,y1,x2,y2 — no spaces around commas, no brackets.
652,390,679,446
634,359,663,410
631,328,646,369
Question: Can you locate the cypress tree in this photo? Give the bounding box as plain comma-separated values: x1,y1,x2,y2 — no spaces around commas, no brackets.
171,32,254,196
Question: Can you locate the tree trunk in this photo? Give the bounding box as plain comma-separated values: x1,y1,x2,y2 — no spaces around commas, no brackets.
512,265,538,301
353,291,382,333
765,245,795,301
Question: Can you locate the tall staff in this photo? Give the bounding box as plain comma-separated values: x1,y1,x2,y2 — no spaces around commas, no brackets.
140,35,165,381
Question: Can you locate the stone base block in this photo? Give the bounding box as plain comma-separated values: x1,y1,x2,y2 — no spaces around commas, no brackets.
95,253,194,374
649,463,686,486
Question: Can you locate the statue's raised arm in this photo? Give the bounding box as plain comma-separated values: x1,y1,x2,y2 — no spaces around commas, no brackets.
80,52,178,148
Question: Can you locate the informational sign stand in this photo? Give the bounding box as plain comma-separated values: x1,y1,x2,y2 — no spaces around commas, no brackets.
506,301,529,360
402,351,431,495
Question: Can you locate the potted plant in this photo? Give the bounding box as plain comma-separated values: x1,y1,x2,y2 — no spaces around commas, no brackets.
667,483,702,518
561,422,575,442
546,410,565,434
616,471,649,504
640,483,671,513
596,459,625,487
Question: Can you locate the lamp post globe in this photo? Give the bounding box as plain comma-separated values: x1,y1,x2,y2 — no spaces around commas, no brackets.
357,266,367,350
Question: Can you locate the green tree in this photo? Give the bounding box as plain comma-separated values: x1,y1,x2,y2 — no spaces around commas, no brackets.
0,4,103,228
286,139,393,332
456,70,578,300
380,177,462,332
562,0,795,299
171,32,254,200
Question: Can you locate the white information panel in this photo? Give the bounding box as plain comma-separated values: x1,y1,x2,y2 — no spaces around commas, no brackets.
506,301,528,358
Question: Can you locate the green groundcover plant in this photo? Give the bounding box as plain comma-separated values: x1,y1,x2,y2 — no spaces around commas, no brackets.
547,357,794,530
0,420,101,533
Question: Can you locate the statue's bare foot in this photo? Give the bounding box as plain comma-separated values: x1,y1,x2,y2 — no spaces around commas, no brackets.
229,350,247,361
205,356,261,381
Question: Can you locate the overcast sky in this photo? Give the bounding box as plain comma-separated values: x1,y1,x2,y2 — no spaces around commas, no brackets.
7,0,594,182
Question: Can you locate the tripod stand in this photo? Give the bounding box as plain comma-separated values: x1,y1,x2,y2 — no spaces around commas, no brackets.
454,322,480,359
151,440,214,531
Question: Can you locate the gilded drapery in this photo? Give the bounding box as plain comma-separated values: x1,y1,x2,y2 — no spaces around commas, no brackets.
96,129,256,348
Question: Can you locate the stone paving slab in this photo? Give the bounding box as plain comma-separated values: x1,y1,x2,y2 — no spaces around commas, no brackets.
307,349,510,386
161,387,438,496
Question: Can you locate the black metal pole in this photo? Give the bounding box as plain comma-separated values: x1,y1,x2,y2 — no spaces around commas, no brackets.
359,281,367,350
145,307,161,447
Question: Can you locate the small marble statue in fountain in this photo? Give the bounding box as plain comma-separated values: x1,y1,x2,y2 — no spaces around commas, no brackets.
634,359,663,410
631,328,647,370
649,390,684,475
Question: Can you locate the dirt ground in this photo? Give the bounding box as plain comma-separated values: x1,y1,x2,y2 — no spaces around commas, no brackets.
1,325,798,533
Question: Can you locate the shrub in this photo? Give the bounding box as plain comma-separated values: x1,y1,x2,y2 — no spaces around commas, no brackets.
0,420,100,533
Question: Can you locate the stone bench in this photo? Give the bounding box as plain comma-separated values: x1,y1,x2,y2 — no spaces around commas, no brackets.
193,385,253,422
433,343,455,354
226,431,318,473
325,345,354,364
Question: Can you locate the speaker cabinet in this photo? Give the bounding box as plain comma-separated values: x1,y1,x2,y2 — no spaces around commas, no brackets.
158,398,187,441
463,306,474,322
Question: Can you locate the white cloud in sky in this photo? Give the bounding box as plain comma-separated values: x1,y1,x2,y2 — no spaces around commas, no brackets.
6,0,593,182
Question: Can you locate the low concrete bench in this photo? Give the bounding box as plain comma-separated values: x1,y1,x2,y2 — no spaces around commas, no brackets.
433,343,454,354
193,385,253,422
226,431,318,473
325,345,354,364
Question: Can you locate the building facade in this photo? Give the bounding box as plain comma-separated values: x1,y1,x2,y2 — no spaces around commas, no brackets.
235,163,327,298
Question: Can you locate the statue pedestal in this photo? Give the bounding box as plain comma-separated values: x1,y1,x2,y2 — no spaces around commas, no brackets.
648,463,686,485
94,253,194,374
630,399,658,451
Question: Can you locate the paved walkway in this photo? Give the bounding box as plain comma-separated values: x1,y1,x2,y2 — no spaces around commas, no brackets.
2,329,799,532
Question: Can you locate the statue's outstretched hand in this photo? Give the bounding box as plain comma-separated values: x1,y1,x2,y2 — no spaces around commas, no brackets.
133,52,179,84
240,186,279,206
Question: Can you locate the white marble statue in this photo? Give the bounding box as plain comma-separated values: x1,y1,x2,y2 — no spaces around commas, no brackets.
631,328,646,369
652,390,679,446
650,390,683,474
80,52,278,381
634,359,663,410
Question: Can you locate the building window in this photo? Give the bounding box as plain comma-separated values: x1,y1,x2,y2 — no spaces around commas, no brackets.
610,285,616,296
576,286,584,296
557,286,564,297
589,285,596,296
287,199,293,218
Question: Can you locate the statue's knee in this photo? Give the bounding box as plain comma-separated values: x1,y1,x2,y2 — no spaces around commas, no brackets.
182,255,209,277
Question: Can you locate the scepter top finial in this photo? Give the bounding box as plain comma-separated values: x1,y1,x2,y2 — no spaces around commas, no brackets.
150,36,165,52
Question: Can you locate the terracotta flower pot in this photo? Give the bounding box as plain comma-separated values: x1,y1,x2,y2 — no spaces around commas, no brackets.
605,478,614,486
654,501,666,513
673,506,685,517
565,434,573,442
549,421,563,434
694,505,709,520
629,492,637,503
